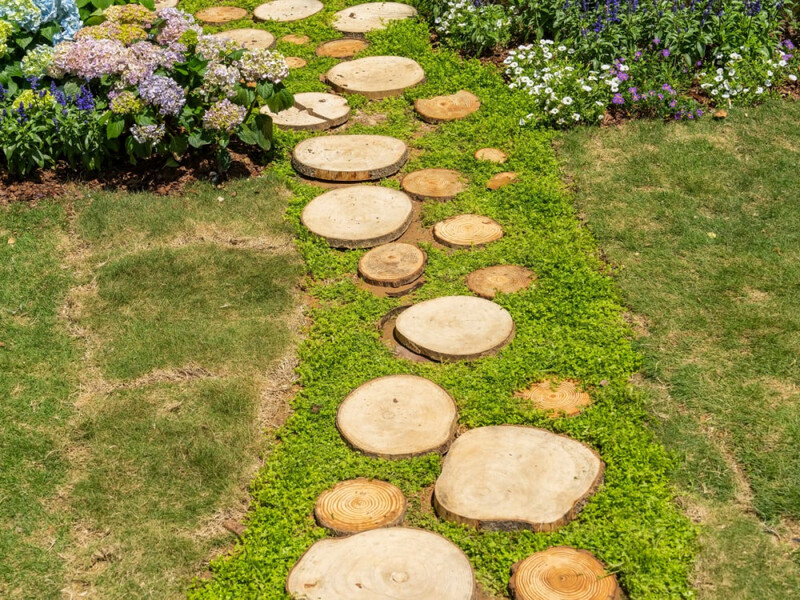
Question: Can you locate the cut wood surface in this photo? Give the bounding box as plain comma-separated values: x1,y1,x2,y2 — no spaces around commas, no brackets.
316,38,369,58
474,147,508,163
261,92,350,131
211,28,276,49
515,380,592,417
414,90,481,123
358,243,426,287
292,134,408,182
394,296,514,361
509,547,622,600
434,426,604,531
465,265,535,299
195,6,248,24
301,186,413,248
433,214,503,249
336,375,458,458
487,172,518,190
286,528,476,600
326,56,425,99
285,56,307,68
154,0,178,9
253,0,323,22
332,2,418,34
315,479,407,535
281,33,310,44
401,168,466,201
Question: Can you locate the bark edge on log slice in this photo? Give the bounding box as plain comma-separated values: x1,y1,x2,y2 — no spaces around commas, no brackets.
316,38,369,58
509,546,623,600
332,2,418,35
292,134,408,182
253,0,323,22
314,478,407,535
474,147,508,163
414,90,481,124
358,242,426,287
195,6,248,24
401,168,466,201
433,214,503,249
326,56,425,99
466,265,535,299
211,28,276,50
515,380,592,417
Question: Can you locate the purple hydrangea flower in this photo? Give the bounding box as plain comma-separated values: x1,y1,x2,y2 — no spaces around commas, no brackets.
203,98,246,132
138,74,186,116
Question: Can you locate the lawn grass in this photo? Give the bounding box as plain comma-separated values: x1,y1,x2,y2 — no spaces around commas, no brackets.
558,99,800,598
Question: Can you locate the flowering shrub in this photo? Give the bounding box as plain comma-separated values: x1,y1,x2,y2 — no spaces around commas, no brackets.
433,0,516,55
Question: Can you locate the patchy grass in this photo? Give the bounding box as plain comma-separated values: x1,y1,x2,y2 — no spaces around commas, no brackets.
559,99,800,598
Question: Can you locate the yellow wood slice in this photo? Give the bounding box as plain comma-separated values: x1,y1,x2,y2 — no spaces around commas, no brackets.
433,214,503,249
466,265,535,299
292,134,408,182
515,380,592,417
253,0,322,22
195,6,248,24
358,243,426,287
211,28,276,50
332,2,418,35
326,56,425,99
414,90,481,123
401,168,466,201
281,33,310,44
315,479,407,535
316,38,369,58
474,147,508,163
487,172,518,190
285,56,307,68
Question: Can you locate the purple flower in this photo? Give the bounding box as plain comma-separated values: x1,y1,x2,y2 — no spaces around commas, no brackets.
612,94,624,105
662,49,670,57
653,37,661,44
75,86,95,111
203,98,247,133
696,108,703,117
138,74,186,116
669,100,677,108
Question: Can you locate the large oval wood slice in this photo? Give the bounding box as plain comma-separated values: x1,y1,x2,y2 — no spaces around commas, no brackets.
466,265,535,299
301,186,413,249
326,56,425,99
434,426,604,531
332,2,418,34
195,6,248,24
336,375,458,459
359,243,426,287
293,135,408,182
394,296,514,361
315,479,407,535
433,214,503,249
509,547,622,600
316,38,369,58
515,380,592,417
401,169,466,201
286,528,476,600
262,92,350,131
253,0,322,22
414,90,481,123
211,28,276,50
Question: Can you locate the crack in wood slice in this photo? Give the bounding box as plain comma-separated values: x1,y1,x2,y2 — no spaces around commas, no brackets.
281,33,310,44
326,56,425,99
292,134,408,182
358,242,426,287
196,6,248,24
211,28,276,50
254,0,322,22
336,375,458,459
433,214,503,249
434,426,604,531
514,380,592,417
487,172,518,190
465,265,535,299
332,2,418,35
414,90,481,123
315,479,407,535
509,547,622,600
316,38,369,58
401,168,466,201
286,528,477,600
474,147,508,163
262,92,350,131
285,56,307,68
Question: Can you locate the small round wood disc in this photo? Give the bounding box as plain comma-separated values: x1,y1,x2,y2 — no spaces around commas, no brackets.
332,2,418,34
401,169,466,201
196,6,248,24
316,38,369,58
359,243,426,287
475,148,507,163
292,134,408,182
281,34,310,44
487,172,518,190
154,0,178,9
211,28,276,50
509,547,622,600
336,375,458,459
326,56,425,99
301,186,413,248
434,426,604,532
466,265,535,299
395,296,514,361
515,380,592,417
315,479,407,535
286,528,476,600
254,0,322,22
262,92,350,131
414,90,481,123
433,214,503,249
285,56,306,68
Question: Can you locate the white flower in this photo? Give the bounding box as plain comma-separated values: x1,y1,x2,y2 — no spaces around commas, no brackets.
572,113,581,121
714,75,724,82
601,64,610,70
581,85,593,92
549,107,559,114
595,100,604,106
562,96,573,105
789,74,798,82
756,86,764,94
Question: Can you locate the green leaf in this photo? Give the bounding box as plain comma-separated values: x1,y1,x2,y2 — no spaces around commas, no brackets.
265,88,293,113
169,135,188,156
237,125,258,146
234,87,257,107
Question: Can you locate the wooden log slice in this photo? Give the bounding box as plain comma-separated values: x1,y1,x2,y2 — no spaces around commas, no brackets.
286,528,476,600
434,426,604,532
281,33,310,44
316,38,369,58
326,56,425,99
211,28,276,50
292,134,408,182
253,0,322,22
195,6,248,24
515,380,592,417
401,168,466,202
336,375,458,459
285,56,306,68
466,265,535,299
487,172,518,190
414,90,481,124
262,92,350,131
332,2,418,34
301,186,413,249
394,296,514,362
509,547,622,600
474,147,507,163
358,243,426,287
433,214,503,249
315,479,407,535
154,0,178,9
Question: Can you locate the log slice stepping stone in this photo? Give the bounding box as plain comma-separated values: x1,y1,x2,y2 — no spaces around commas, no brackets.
434,425,604,531
515,380,592,417
253,0,322,22
394,296,514,361
414,90,481,123
262,92,350,131
285,56,306,68
401,168,466,201
315,479,407,535
509,547,622,600
211,28,276,50
316,38,369,58
292,134,408,182
433,214,503,249
326,56,425,99
281,33,309,44
196,6,248,24
475,147,507,163
332,2,418,35
466,265,535,299
336,375,458,458
487,172,518,190
359,243,426,287
287,528,476,600
154,0,178,9
301,186,413,248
